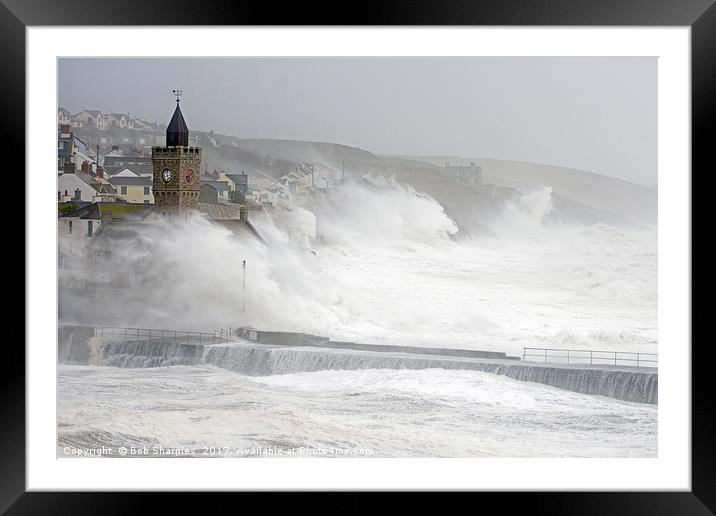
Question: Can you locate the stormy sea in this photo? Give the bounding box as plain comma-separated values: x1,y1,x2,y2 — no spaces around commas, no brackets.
58,177,657,457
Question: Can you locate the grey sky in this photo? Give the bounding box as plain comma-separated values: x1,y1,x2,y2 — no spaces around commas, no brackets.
58,57,656,185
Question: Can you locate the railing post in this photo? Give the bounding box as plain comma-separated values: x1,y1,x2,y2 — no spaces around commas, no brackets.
590,350,593,365
567,349,570,364
614,352,617,366
637,354,640,367
544,348,547,362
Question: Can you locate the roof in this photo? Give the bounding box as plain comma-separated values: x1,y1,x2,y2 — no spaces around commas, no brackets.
83,109,102,117
74,150,95,164
93,202,155,222
87,221,154,250
126,163,153,176
60,202,103,220
61,171,103,192
201,181,230,192
225,173,248,184
58,107,72,115
166,103,189,146
114,168,139,177
105,149,125,157
109,176,152,186
104,155,151,164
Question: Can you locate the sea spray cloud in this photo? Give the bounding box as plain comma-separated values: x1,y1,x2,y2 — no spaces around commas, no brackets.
307,175,459,247
58,178,656,355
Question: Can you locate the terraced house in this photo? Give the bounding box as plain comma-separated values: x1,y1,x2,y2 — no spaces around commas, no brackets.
108,175,154,204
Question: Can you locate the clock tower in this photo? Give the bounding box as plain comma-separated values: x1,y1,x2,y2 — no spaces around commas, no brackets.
152,90,201,215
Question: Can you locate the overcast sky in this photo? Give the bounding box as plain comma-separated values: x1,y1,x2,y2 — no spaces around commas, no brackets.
59,57,656,185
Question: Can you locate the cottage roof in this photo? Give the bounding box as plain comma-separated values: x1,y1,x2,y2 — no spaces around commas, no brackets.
225,173,248,184
109,176,152,186
60,202,103,220
201,181,230,192
114,168,140,178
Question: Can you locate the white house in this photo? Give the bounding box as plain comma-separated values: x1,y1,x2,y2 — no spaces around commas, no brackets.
108,113,128,129
58,171,115,203
58,203,104,268
75,109,108,131
72,149,96,173
58,107,72,125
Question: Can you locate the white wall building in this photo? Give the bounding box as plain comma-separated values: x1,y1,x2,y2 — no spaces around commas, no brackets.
58,107,72,125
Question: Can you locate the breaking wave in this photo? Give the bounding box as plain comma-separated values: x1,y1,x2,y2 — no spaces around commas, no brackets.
59,176,657,357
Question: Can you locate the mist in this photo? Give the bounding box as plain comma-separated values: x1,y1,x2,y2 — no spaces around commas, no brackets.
58,57,657,186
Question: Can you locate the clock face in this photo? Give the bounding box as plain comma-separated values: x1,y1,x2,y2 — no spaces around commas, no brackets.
162,168,173,183
185,169,195,183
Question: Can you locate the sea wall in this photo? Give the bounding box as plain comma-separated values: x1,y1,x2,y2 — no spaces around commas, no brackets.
235,327,511,360
58,329,657,404
202,343,657,404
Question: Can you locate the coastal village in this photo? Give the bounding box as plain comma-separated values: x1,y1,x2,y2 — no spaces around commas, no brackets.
57,95,484,302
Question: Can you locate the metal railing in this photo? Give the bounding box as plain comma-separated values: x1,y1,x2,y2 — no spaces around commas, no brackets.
522,347,658,368
94,326,233,345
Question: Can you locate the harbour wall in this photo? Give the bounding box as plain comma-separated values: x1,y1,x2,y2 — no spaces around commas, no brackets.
58,326,657,405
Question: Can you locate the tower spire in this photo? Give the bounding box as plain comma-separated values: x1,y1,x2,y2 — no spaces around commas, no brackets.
166,90,189,147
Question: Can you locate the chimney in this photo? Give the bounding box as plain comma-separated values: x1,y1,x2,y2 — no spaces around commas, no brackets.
112,145,119,151
60,124,70,134
81,161,90,173
96,166,105,179
63,161,75,175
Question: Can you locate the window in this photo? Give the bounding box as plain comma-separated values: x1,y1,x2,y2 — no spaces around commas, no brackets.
120,186,127,195
144,186,150,196
87,220,93,237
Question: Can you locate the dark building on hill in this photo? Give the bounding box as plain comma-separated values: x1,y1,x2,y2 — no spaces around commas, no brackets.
443,162,483,185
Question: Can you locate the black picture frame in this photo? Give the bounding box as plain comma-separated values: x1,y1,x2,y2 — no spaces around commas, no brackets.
7,0,709,512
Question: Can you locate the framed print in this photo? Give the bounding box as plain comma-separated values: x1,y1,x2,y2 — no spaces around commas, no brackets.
9,0,710,511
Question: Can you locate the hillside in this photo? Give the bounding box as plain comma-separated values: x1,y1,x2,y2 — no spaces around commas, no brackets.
396,155,657,226
72,125,656,229
195,132,656,227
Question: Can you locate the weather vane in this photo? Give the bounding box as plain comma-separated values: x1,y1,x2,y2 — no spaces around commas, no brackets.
172,89,183,104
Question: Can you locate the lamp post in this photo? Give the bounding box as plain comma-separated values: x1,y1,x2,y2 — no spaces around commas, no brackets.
242,259,246,313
